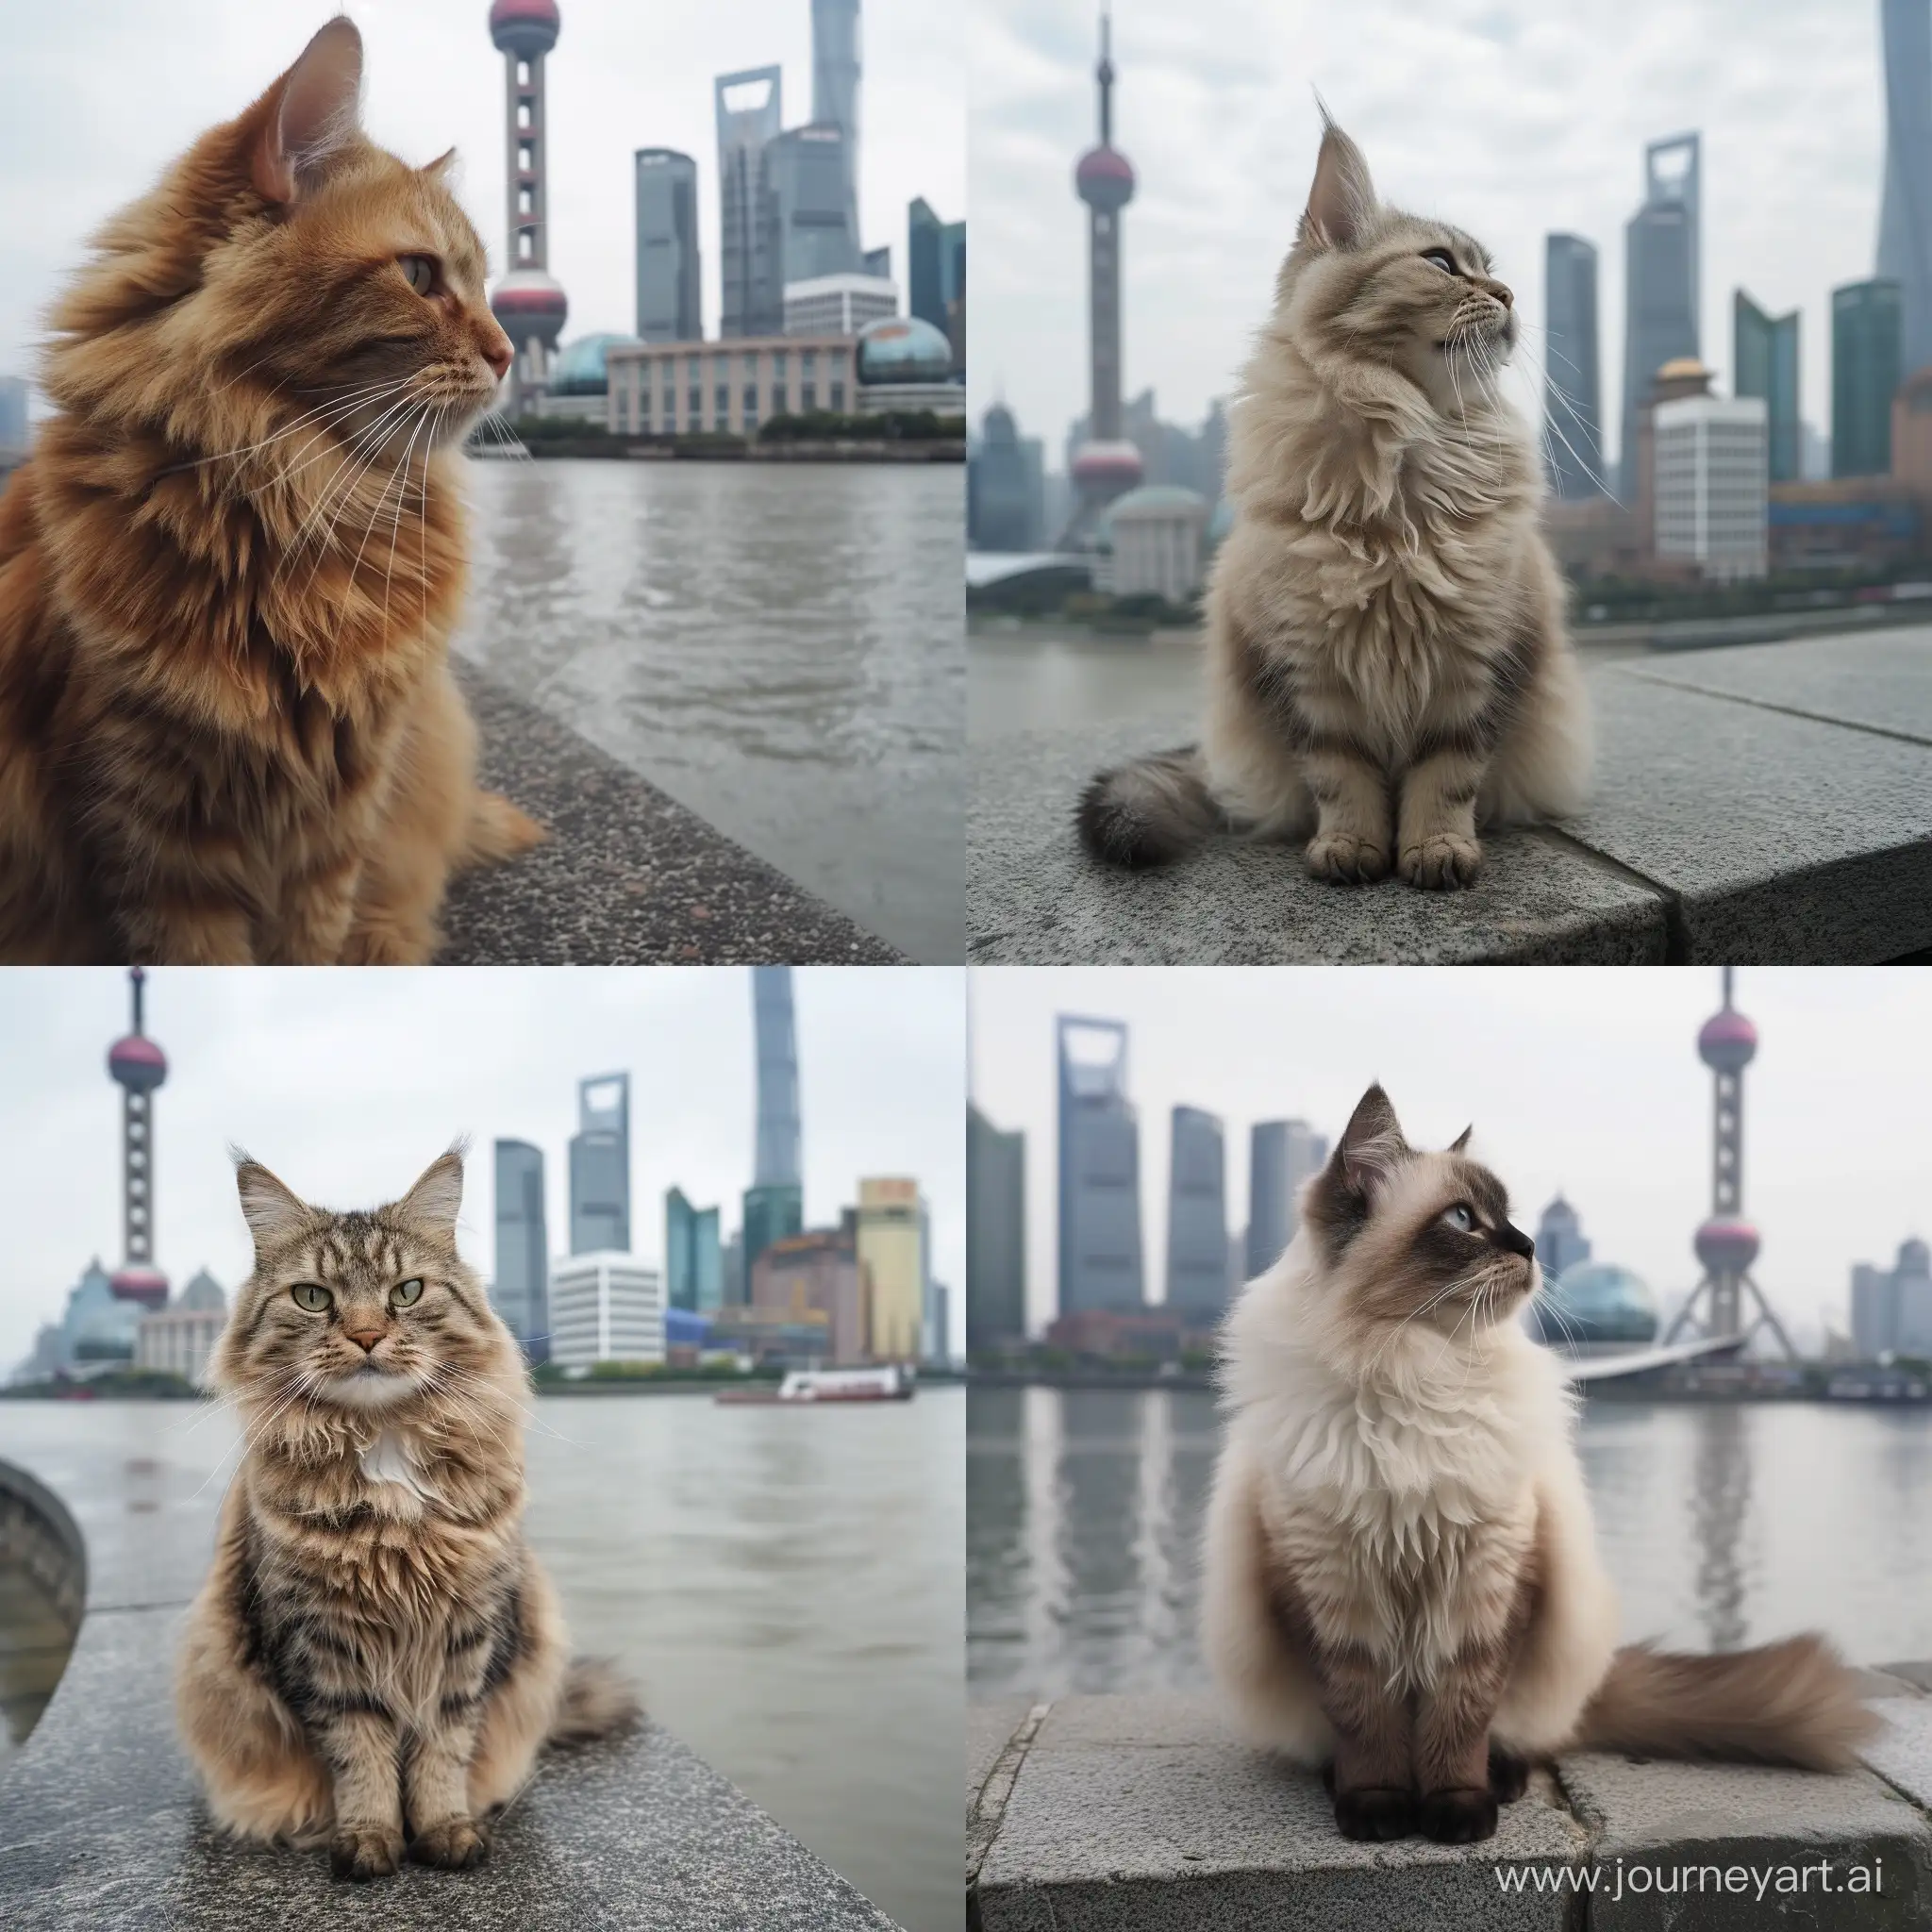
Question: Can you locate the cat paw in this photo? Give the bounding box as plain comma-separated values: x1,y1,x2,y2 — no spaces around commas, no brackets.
1305,831,1391,885
1332,1786,1415,1840
1397,832,1481,890
1419,1786,1499,1843
328,1824,404,1881
409,1816,491,1871
1488,1742,1530,1804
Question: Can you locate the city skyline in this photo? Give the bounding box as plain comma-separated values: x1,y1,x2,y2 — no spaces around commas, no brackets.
0,967,965,1373
0,0,963,402
970,968,1932,1350
974,0,1888,477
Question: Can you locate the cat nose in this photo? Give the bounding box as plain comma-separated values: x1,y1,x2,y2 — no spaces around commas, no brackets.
346,1325,387,1353
1499,1224,1534,1258
479,331,513,380
1490,280,1513,310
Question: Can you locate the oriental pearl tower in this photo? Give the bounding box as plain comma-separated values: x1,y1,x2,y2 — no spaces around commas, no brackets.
488,0,569,412
1663,968,1796,1357
1061,8,1144,549
107,968,169,1310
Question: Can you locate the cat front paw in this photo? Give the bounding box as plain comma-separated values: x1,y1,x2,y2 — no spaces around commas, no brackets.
1488,1742,1530,1804
1418,1786,1499,1843
329,1824,405,1881
1332,1785,1414,1840
409,1816,491,1871
1397,831,1481,890
1305,830,1391,886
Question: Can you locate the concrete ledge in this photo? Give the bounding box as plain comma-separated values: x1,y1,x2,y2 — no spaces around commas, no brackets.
444,660,904,965
970,1689,1932,1931
968,628,1932,964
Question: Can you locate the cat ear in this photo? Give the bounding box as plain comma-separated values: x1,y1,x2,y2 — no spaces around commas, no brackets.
421,147,458,179
1300,121,1377,251
1450,1124,1474,1154
1335,1083,1408,1198
397,1145,466,1237
234,1154,312,1248
251,15,364,207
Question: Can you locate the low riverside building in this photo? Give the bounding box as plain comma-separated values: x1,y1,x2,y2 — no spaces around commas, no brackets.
547,1252,664,1370
605,336,858,436
133,1267,227,1386
1099,484,1211,601
752,1226,866,1364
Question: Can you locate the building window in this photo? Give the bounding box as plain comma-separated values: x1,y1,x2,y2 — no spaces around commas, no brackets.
517,101,532,131
519,187,533,215
518,232,532,261
716,383,729,423
689,386,702,422
743,383,758,415
802,384,818,411
519,143,533,173
830,380,845,412
518,58,531,86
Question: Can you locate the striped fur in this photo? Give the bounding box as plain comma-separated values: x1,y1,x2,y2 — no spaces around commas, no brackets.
1079,121,1591,891
175,1149,638,1880
0,18,541,966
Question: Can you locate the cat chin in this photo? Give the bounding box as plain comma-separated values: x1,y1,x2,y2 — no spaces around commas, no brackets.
322,1368,425,1410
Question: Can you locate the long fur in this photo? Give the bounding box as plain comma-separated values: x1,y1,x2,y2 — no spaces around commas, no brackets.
1203,1086,1875,1844
175,1148,638,1880
1081,122,1591,891
0,17,542,966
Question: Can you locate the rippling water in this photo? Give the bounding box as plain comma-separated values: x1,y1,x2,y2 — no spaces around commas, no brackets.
457,459,963,963
2,1391,962,1932
967,1385,1932,1700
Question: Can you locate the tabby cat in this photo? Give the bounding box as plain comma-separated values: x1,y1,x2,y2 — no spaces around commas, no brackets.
0,16,541,965
176,1149,635,1879
1204,1085,1875,1844
1079,121,1591,891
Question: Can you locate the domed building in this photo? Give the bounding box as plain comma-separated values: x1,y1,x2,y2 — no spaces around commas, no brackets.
853,315,962,417
1097,483,1210,603
62,1258,139,1370
1528,1262,1660,1352
532,331,642,424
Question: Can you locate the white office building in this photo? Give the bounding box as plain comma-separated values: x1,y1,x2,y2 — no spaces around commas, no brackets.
547,1252,665,1370
1100,485,1212,603
1653,393,1768,582
783,274,898,339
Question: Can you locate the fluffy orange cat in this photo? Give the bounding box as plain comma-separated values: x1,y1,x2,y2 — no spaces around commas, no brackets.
0,16,541,965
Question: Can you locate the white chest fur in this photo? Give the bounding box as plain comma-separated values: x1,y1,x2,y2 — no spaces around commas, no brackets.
358,1427,441,1503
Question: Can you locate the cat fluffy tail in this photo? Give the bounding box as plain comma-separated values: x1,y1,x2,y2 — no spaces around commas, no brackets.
458,790,546,870
547,1657,642,1749
1076,746,1218,868
1573,1636,1878,1772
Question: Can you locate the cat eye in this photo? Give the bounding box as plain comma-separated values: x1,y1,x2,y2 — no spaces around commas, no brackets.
1443,1203,1476,1232
391,1277,425,1307
291,1283,334,1313
399,255,438,297
1421,248,1457,275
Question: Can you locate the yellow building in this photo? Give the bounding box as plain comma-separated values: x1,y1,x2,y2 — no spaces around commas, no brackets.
857,1177,924,1362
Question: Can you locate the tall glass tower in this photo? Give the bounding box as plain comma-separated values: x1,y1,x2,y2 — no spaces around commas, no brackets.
1734,291,1801,484
1055,1016,1142,1315
1165,1107,1228,1324
1245,1120,1329,1279
716,67,784,338
753,967,802,1187
1833,278,1904,476
1880,0,1932,380
811,0,862,259
569,1074,630,1254
635,149,700,342
1620,133,1701,501
492,1140,548,1361
1543,234,1604,497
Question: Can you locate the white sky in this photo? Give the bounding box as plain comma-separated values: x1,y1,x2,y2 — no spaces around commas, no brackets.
972,0,1886,470
1,0,964,395
0,966,965,1370
969,968,1932,1352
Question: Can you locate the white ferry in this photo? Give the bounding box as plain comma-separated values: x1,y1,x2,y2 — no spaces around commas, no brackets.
715,1365,916,1406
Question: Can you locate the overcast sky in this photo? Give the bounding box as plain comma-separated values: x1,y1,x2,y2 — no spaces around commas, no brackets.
0,966,965,1371
970,967,1932,1352
2,0,964,397
974,0,1887,473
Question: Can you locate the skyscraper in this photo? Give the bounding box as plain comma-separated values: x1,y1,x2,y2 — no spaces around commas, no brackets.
966,1102,1026,1350
1734,291,1801,484
1245,1121,1328,1279
858,1176,924,1360
1851,1239,1932,1357
717,67,784,339
665,1188,723,1313
1620,134,1701,501
1535,1195,1591,1282
811,0,862,258
1543,234,1604,498
488,1,569,405
1165,1107,1228,1325
635,149,700,343
492,1140,548,1361
1063,10,1143,545
753,966,802,1187
768,123,860,287
1832,278,1903,477
106,968,169,1308
569,1074,630,1255
1879,0,1932,381
1056,1016,1142,1315
909,199,967,369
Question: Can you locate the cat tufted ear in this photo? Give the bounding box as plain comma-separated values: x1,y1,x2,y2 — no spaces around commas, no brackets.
250,15,364,207
1299,120,1377,251
1450,1124,1474,1154
1334,1082,1409,1199
396,1145,466,1238
234,1154,313,1248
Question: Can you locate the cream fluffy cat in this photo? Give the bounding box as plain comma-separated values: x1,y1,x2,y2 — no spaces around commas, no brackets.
1079,120,1591,891
1203,1085,1875,1844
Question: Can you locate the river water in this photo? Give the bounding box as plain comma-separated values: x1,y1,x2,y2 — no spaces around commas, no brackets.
968,1385,1932,1700
1,1390,962,1932
458,459,964,964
